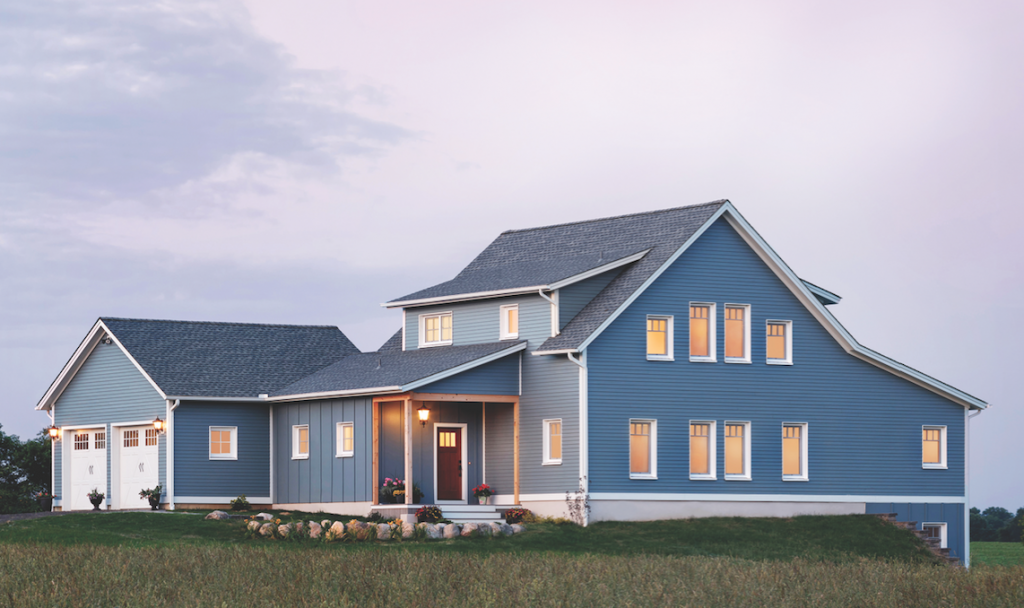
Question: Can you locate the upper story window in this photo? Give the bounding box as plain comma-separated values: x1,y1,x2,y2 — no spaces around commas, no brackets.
724,305,751,363
420,312,453,347
724,421,751,481
543,419,562,465
689,421,716,480
689,303,716,362
629,419,657,479
292,424,310,460
922,426,947,469
646,315,673,361
766,320,793,365
209,426,237,460
500,304,519,340
782,423,808,481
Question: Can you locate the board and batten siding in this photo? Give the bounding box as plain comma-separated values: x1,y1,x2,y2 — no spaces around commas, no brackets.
173,401,270,498
484,403,515,494
558,269,622,331
587,217,967,498
52,341,166,505
403,295,581,496
272,398,373,504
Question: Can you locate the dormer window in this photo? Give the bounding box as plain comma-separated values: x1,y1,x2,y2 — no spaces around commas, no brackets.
500,304,519,340
420,312,453,347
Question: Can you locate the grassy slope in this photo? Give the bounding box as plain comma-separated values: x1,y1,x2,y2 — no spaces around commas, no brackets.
972,542,1024,566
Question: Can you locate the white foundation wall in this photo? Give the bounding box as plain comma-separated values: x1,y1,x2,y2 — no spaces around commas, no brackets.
589,500,866,522
273,502,374,516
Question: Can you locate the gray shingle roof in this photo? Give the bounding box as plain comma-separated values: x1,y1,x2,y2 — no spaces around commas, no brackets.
102,317,361,398
272,341,525,396
377,329,403,352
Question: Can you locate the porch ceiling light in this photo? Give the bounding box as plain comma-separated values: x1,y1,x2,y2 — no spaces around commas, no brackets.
153,417,165,432
47,425,60,440
417,405,430,426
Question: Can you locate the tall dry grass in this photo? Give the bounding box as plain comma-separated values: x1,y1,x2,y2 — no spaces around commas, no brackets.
1,544,1021,607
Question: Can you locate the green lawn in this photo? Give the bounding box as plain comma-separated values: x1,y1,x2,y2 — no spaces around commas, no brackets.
972,542,1024,566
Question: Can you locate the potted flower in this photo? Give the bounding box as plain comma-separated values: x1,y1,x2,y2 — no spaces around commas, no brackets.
416,505,442,523
472,483,493,505
87,488,105,511
139,485,162,510
379,478,425,504
35,491,53,512
504,507,530,524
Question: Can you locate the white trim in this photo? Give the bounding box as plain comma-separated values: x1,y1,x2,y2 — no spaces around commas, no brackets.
645,315,674,361
532,349,579,356
724,304,751,364
402,309,407,351
292,424,309,460
110,419,160,429
548,250,651,290
782,422,809,481
587,493,966,503
385,285,547,309
723,421,752,481
164,395,268,402
766,319,793,365
688,302,717,363
802,280,842,305
518,493,571,501
542,418,563,465
336,422,354,458
629,418,657,480
269,407,275,504
175,496,272,504
270,387,404,402
922,425,948,469
63,423,108,430
570,350,589,501
208,426,237,460
166,400,176,510
433,423,468,504
537,289,558,337
401,342,528,391
481,403,486,485
922,522,948,549
688,420,717,480
500,304,520,340
418,311,453,348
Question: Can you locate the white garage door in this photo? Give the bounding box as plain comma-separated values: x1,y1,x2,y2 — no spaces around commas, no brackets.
69,429,107,511
119,426,159,509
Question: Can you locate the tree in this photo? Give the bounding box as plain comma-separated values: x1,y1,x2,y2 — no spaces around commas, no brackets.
0,424,51,514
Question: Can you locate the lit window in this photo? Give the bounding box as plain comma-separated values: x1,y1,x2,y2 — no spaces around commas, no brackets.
922,426,947,469
689,303,716,361
725,422,751,480
74,433,89,450
500,304,519,340
124,429,139,448
724,305,750,363
209,426,237,460
766,321,793,365
336,422,354,458
782,423,808,480
94,432,106,450
420,312,453,347
922,522,947,548
629,420,656,479
292,425,310,460
543,419,562,465
145,428,159,447
646,316,673,360
689,421,716,480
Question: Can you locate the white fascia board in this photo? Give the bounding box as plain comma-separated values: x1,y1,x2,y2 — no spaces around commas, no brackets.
268,387,404,402
801,280,842,305
531,349,579,356
401,342,528,392
382,286,547,309
587,493,966,503
546,250,651,290
36,319,168,410
163,395,269,403
175,496,272,504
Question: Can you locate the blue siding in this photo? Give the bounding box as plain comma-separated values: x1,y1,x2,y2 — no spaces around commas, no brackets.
587,218,966,498
558,269,622,330
53,341,166,505
415,353,520,395
173,401,270,498
867,502,965,562
272,398,373,505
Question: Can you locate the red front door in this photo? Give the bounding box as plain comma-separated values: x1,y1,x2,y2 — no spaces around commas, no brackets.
437,427,462,501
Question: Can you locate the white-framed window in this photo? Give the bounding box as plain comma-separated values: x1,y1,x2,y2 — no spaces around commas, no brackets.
500,304,519,340
724,304,751,363
543,419,562,465
922,522,948,548
292,424,310,460
766,320,793,365
336,422,354,458
922,426,947,469
782,423,808,481
209,426,237,460
689,421,717,480
724,421,751,481
629,419,657,479
689,303,717,362
419,312,453,347
646,315,674,361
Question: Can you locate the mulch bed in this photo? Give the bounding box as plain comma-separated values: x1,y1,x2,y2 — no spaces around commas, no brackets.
0,511,70,525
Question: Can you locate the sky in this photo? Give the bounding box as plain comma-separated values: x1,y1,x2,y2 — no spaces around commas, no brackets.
1,0,1021,508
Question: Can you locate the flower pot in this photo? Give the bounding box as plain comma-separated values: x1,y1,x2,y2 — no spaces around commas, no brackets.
477,495,490,505
148,495,161,510
89,497,103,511
38,497,52,512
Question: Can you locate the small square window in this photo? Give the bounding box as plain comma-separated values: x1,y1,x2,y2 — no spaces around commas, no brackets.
724,305,751,363
689,303,717,362
766,320,793,365
336,422,354,458
543,419,562,465
420,312,453,347
724,421,751,481
689,421,716,480
782,423,808,481
292,425,310,460
500,304,519,340
629,419,657,479
209,426,237,460
922,522,948,548
646,315,673,361
922,426,947,469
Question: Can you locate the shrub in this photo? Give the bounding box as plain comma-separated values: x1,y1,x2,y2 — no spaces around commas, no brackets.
230,495,251,511
504,508,530,524
416,505,442,523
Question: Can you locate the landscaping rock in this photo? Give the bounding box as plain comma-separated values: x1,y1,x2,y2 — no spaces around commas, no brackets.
256,513,273,521
498,523,514,536
259,523,274,537
205,510,231,520
443,523,461,539
489,522,503,536
247,520,261,531
321,519,332,530
349,521,373,541
277,523,291,538
460,523,478,537
308,521,322,539
510,524,525,534
402,522,415,539
424,524,442,539
327,521,345,541
477,523,492,537
376,524,391,541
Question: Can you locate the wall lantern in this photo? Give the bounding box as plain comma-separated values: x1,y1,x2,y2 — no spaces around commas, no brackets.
47,425,60,440
417,405,430,427
153,418,165,432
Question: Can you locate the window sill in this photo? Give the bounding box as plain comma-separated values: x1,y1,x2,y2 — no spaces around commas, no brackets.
501,335,519,341
922,464,947,470
782,476,808,482
724,358,750,364
209,455,237,461
689,475,717,481
767,360,793,366
646,355,674,362
689,357,717,363
542,460,562,466
336,453,354,458
292,454,309,460
724,475,751,481
420,341,453,348
629,474,657,480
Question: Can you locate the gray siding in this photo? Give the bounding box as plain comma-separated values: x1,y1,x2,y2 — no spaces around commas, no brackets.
415,353,520,395
53,341,166,504
867,502,965,562
272,398,373,505
558,269,622,330
405,298,521,349
174,401,270,498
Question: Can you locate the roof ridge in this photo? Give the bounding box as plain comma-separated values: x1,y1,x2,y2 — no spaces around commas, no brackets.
500,200,728,235
100,317,340,329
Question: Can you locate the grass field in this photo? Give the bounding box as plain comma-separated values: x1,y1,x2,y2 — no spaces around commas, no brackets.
0,512,1020,607
972,542,1024,566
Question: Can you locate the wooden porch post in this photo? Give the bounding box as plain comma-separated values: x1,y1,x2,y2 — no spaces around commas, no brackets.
372,400,380,506
404,398,413,505
513,398,520,505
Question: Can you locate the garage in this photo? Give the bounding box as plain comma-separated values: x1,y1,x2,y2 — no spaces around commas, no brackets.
117,425,159,509
68,428,107,511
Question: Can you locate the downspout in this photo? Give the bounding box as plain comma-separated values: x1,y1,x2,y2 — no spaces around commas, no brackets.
167,399,180,511
567,351,588,526
537,288,559,337
965,407,983,567
48,407,55,511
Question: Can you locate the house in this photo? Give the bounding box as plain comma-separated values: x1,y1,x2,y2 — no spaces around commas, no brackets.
36,200,987,564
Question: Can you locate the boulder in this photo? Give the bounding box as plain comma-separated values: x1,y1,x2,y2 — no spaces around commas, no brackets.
460,523,478,537
443,523,461,539
321,519,332,530
205,510,231,520
488,522,503,536
498,523,514,536
259,523,275,537
247,520,261,531
349,521,373,541
308,521,322,539
256,513,273,521
376,524,391,541
277,523,291,538
510,524,525,534
424,524,442,539
327,521,345,541
402,522,416,539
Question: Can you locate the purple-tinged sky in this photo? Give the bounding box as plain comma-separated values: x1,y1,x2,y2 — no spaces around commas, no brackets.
1,0,1020,508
